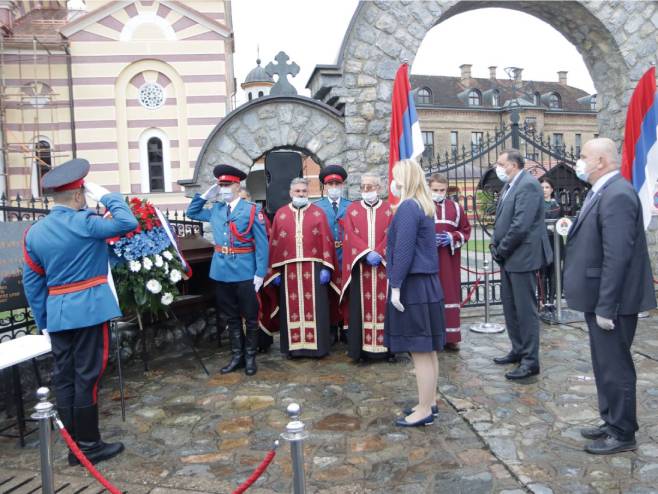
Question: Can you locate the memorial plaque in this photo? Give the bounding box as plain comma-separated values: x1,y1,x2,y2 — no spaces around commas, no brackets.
0,222,33,312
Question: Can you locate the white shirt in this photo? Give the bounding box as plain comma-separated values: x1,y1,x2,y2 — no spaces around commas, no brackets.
590,170,619,195
227,196,241,212
502,169,524,200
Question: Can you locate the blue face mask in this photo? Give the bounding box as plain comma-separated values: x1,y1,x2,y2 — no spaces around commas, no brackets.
219,187,234,202
292,196,308,208
575,159,591,183
496,166,509,183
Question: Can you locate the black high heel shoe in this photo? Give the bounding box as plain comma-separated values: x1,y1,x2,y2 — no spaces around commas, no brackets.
394,414,434,427
403,404,439,417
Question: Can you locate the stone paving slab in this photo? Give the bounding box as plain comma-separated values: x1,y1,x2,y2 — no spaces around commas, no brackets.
2,310,658,493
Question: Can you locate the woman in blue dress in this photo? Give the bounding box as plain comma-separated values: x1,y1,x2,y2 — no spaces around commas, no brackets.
385,158,446,427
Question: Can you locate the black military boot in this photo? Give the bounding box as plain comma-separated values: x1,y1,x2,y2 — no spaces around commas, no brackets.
220,324,245,374
244,327,258,376
71,405,124,466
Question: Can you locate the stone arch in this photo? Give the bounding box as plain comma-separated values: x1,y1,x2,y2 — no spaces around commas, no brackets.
336,0,656,173
190,96,346,193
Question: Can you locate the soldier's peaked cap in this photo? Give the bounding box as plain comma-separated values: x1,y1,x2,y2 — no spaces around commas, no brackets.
213,164,247,183
319,165,347,184
41,158,90,192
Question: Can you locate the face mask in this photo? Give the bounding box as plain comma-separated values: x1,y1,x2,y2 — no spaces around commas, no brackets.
327,187,342,201
219,187,234,202
575,159,591,183
362,191,378,204
390,180,401,198
292,196,308,208
495,166,509,183
432,193,445,203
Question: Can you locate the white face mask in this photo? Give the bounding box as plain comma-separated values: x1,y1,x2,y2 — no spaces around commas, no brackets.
432,193,445,203
327,187,342,201
495,166,509,183
390,180,402,198
219,187,234,202
575,159,591,183
362,191,378,204
291,196,308,208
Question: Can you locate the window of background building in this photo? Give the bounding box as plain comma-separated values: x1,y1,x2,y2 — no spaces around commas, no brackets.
450,131,458,157
552,133,564,152
491,90,500,107
575,133,582,156
524,117,537,132
548,92,562,109
590,94,597,111
148,137,165,192
248,92,253,101
417,87,431,105
422,131,434,161
594,133,599,139
34,140,52,197
258,91,264,97
534,92,541,105
468,90,481,106
471,131,483,154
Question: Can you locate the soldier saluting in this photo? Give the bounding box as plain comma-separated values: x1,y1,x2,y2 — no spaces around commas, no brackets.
22,158,138,465
187,164,268,376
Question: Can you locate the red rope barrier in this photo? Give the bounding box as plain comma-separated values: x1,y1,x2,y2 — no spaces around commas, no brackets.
232,447,277,494
460,278,482,308
55,417,122,494
460,265,501,276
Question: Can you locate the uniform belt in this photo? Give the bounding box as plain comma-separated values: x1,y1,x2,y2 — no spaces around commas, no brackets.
48,275,108,295
214,245,255,254
334,241,343,248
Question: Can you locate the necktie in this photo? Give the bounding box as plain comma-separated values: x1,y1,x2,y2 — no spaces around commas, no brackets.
332,201,338,214
227,204,231,222
501,184,511,201
582,189,594,208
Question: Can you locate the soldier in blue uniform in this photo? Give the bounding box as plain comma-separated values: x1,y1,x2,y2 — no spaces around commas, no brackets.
187,164,268,375
314,165,352,343
22,158,138,466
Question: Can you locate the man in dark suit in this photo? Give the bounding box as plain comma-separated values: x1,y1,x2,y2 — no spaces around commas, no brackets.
490,149,552,380
564,138,656,455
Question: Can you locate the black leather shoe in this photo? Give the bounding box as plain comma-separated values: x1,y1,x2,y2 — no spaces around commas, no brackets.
493,353,522,365
69,405,124,466
244,354,257,376
581,424,608,440
395,414,434,427
505,364,540,380
585,434,637,455
220,355,244,374
403,404,439,417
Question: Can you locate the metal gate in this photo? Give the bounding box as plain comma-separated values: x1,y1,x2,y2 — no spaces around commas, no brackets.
420,107,587,307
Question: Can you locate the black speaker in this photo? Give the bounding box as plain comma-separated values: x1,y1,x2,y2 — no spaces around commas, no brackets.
264,151,303,216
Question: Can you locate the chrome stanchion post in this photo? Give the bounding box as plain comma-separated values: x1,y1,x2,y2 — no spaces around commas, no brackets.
31,387,56,494
281,403,308,494
470,258,505,333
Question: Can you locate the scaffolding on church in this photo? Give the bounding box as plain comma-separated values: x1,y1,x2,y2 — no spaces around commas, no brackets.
0,26,74,201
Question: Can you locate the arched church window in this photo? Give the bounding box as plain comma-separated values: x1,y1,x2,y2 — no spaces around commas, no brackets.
148,137,165,192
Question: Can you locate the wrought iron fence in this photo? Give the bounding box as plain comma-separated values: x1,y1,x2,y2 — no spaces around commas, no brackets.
418,110,585,308
0,194,204,340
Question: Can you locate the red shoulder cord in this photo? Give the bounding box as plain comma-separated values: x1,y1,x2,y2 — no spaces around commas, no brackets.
229,205,257,244
22,227,45,276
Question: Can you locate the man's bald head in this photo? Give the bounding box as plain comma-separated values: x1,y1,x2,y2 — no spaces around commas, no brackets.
579,137,620,184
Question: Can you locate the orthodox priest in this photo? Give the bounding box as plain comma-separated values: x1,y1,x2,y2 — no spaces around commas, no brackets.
314,165,352,343
341,172,395,362
265,177,339,358
428,174,471,351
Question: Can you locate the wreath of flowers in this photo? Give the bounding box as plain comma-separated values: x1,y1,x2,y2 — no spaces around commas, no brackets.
108,198,185,314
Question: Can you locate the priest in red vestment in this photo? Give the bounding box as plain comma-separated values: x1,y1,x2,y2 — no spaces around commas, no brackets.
341,173,395,362
428,174,471,351
264,177,339,358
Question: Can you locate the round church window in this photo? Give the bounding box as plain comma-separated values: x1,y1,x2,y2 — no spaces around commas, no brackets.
138,82,165,110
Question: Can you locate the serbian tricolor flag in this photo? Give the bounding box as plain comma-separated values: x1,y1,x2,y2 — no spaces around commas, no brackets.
389,62,424,204
621,66,658,230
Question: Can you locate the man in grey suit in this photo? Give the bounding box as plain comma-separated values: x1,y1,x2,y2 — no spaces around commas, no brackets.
564,138,656,455
490,149,552,380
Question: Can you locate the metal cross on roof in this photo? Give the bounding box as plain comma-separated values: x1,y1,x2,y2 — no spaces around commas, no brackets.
265,51,300,96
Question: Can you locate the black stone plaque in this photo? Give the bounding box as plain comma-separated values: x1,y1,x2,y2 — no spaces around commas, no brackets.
0,222,33,312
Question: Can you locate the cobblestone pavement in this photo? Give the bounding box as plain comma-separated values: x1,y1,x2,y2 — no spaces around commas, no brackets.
2,311,658,493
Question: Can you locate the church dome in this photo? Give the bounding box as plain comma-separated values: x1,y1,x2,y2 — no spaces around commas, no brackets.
244,59,273,84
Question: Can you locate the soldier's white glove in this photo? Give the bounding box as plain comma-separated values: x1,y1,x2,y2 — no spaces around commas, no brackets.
253,275,264,293
84,181,110,202
390,287,404,312
201,183,219,201
596,315,615,331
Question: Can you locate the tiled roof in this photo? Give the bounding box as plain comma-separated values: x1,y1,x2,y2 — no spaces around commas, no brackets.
410,74,594,112
5,8,69,42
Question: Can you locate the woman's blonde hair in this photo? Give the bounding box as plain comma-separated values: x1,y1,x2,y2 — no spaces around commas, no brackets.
392,159,435,217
